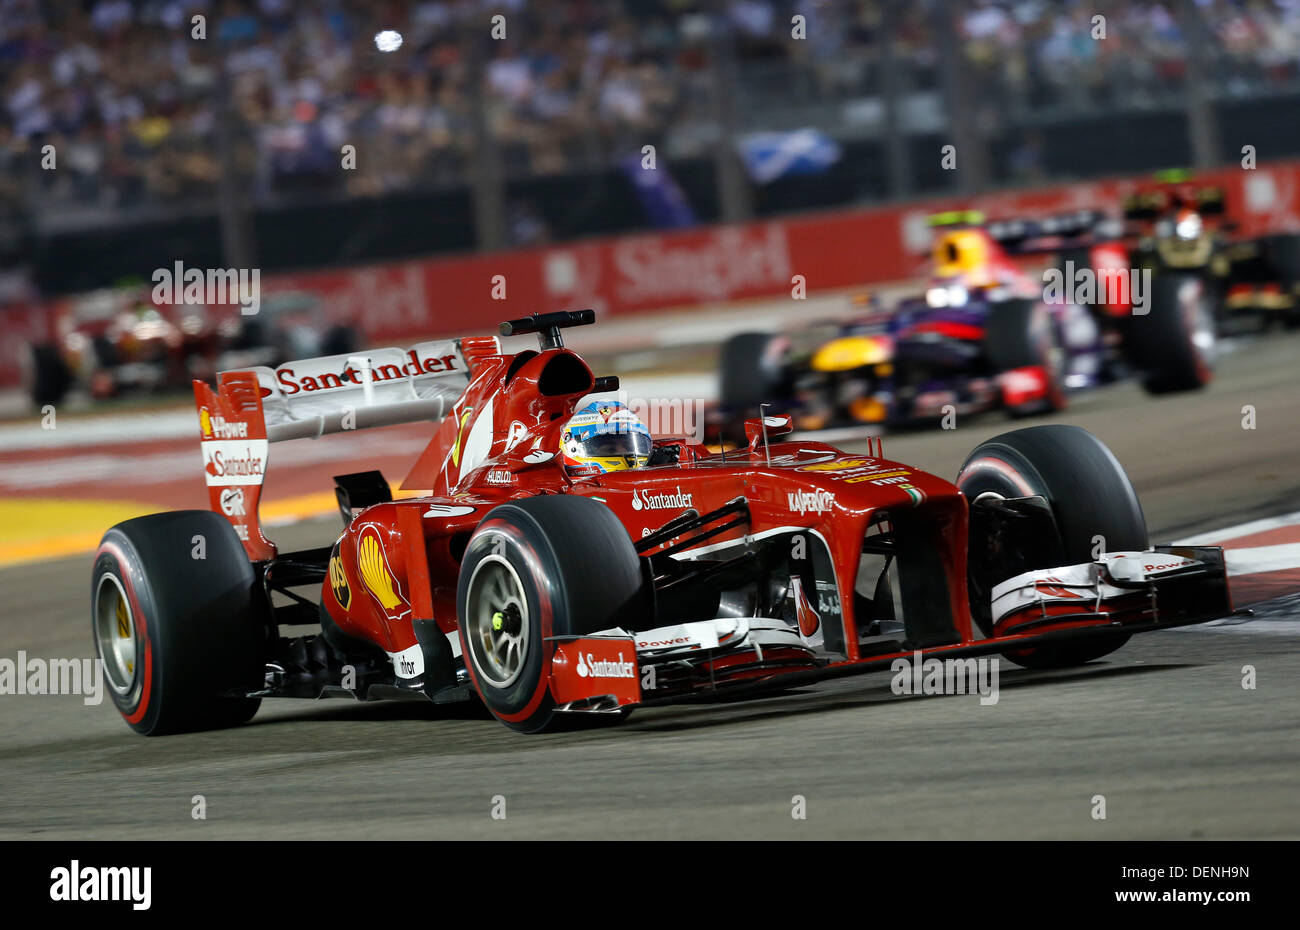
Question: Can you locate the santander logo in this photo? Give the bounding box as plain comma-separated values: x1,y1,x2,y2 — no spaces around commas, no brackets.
630,487,693,512
575,651,636,679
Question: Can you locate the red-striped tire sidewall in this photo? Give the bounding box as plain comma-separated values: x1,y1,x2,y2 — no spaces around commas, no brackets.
457,518,559,733
92,534,160,734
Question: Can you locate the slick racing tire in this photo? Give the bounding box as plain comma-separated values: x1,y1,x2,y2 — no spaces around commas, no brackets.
718,332,791,415
91,511,265,735
457,495,650,733
1257,234,1300,329
320,324,359,357
26,343,74,409
957,425,1147,668
983,298,1067,417
1127,272,1215,394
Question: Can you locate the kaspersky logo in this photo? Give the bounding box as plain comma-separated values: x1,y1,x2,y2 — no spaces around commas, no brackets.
788,489,835,514
575,651,636,679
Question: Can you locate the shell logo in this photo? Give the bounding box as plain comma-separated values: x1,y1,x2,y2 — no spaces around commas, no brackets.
802,458,872,472
358,530,406,614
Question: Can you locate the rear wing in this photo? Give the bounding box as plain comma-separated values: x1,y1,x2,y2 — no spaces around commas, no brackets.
983,210,1123,253
922,209,1125,258
1123,180,1226,220
193,336,499,559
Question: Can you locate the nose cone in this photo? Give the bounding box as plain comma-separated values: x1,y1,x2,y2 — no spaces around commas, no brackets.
792,456,962,514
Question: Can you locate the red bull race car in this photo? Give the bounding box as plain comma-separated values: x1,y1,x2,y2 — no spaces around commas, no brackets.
717,209,1215,438
92,311,1233,735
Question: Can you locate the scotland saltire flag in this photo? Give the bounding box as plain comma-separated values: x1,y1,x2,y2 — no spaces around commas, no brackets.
737,129,842,184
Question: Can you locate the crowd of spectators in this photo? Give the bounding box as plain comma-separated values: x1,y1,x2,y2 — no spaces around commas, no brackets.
959,0,1300,113
2,0,1299,216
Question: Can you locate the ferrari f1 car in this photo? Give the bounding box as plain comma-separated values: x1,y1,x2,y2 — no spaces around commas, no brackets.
92,311,1233,735
717,209,1214,437
26,287,358,408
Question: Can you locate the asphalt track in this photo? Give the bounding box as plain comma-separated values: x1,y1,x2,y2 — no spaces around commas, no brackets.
1,332,1298,839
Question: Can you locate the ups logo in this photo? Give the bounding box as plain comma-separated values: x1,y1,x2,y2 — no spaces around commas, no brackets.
328,553,351,610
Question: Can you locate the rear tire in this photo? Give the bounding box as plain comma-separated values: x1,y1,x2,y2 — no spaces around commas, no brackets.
28,344,73,408
956,425,1146,668
320,324,359,357
91,511,265,735
1257,234,1300,329
718,332,790,414
983,298,1067,416
457,495,649,733
1128,272,1215,394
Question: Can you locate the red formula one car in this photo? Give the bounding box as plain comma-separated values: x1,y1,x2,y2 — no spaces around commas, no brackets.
92,311,1234,735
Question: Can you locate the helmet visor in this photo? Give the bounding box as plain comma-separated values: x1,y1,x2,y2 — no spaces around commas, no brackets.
579,431,653,458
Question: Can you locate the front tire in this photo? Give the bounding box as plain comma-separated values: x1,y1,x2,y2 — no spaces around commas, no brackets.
456,495,649,733
956,425,1147,668
92,511,265,735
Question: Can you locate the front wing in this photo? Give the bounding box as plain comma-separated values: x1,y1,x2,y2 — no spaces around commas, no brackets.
545,545,1233,712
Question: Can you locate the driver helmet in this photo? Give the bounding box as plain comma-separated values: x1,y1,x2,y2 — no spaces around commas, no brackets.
560,400,652,477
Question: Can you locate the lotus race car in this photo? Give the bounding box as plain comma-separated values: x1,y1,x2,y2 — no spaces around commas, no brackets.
92,311,1233,735
1119,169,1300,331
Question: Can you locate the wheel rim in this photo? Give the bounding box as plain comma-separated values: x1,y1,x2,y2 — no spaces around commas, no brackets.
465,554,530,688
94,573,138,696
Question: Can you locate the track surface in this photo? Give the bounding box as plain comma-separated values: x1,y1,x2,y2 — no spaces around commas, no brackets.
1,332,1298,839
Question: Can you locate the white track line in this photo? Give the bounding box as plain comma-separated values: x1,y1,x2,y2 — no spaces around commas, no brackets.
1179,619,1300,635
0,409,198,451
1172,514,1300,588
1174,511,1300,546
1223,543,1300,577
